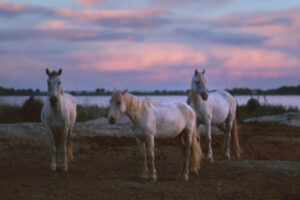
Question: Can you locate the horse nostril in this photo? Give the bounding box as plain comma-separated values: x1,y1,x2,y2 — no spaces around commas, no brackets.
202,93,208,101
50,97,57,102
50,97,58,106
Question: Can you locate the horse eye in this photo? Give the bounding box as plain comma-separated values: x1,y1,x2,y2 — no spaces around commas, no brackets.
117,101,121,106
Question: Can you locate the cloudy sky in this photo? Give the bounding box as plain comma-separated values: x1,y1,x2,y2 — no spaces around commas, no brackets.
0,0,300,91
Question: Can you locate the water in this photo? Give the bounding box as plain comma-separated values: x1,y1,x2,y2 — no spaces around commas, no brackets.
0,95,299,109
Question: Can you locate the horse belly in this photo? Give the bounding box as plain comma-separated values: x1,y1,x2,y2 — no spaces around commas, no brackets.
210,97,230,125
155,110,186,138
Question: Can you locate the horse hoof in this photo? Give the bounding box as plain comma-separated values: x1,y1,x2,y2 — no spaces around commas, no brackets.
139,177,148,183
149,177,157,183
62,171,68,178
178,175,189,181
224,154,231,160
207,157,214,163
50,171,57,177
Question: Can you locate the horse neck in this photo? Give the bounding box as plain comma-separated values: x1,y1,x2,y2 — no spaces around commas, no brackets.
123,93,143,124
50,93,64,113
190,90,203,107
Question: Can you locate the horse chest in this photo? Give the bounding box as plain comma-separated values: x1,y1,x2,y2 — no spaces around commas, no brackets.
47,113,66,128
48,119,64,129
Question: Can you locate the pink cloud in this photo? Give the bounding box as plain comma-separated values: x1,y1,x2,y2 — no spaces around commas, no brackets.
0,2,29,12
209,8,300,48
55,7,168,28
69,42,207,73
37,20,81,30
210,47,300,78
0,2,168,29
73,0,104,6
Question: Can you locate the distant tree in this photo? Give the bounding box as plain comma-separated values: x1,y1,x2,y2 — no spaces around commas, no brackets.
35,89,40,96
95,88,105,95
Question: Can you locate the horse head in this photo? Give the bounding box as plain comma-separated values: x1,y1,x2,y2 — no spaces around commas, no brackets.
108,89,127,124
46,68,63,107
191,69,209,101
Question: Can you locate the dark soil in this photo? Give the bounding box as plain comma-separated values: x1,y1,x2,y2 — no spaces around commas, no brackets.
0,122,299,200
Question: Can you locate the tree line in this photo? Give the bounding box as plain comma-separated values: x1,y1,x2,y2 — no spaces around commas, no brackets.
1,85,300,96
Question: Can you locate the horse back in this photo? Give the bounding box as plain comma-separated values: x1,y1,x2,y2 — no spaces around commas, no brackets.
150,102,194,137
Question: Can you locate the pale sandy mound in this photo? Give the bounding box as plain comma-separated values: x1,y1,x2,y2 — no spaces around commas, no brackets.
244,112,300,127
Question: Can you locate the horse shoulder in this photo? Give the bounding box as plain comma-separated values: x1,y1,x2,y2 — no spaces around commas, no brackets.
41,102,51,123
64,93,77,108
63,93,77,126
135,99,155,133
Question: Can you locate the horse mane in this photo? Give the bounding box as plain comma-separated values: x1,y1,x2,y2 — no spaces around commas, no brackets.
187,90,200,107
123,92,144,123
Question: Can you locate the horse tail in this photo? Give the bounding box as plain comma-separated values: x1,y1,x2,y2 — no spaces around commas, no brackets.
232,114,242,158
67,129,74,161
190,122,202,173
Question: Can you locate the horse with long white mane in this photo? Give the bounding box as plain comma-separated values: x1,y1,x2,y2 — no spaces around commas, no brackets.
41,68,77,176
187,69,242,162
108,90,202,182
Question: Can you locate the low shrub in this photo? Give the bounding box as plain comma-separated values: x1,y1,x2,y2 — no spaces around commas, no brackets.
0,103,22,123
246,98,260,113
76,105,108,122
21,96,44,122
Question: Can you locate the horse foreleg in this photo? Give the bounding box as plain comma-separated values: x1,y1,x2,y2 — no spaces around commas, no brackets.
179,131,192,181
135,137,148,182
205,119,213,162
46,127,57,176
60,128,68,176
145,135,157,182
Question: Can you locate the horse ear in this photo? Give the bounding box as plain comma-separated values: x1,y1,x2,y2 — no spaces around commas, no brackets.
46,68,50,76
194,69,198,75
202,69,205,75
57,68,62,76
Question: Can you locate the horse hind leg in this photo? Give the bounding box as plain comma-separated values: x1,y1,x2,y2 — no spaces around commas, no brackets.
67,128,74,162
178,130,192,181
223,119,233,160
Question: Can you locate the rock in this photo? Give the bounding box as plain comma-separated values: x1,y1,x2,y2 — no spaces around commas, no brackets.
244,112,300,127
0,115,225,141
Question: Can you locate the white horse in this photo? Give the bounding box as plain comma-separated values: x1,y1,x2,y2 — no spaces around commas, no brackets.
41,68,77,176
108,90,202,182
187,69,242,162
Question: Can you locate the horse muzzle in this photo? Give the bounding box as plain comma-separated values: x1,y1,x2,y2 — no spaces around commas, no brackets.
108,117,116,125
50,97,58,107
201,93,208,101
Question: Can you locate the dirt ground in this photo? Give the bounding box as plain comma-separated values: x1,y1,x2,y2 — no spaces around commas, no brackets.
0,122,299,200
